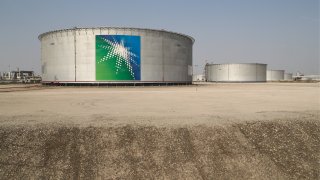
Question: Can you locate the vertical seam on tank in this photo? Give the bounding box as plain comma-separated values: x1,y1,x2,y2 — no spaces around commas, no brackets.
256,64,257,81
228,64,230,81
74,28,77,82
162,33,165,82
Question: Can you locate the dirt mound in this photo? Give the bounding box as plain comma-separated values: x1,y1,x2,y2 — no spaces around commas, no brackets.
0,120,319,179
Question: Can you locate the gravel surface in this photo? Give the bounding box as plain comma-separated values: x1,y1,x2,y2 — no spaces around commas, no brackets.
0,83,319,179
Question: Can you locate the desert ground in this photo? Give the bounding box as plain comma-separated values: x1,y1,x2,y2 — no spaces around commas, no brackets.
0,83,319,179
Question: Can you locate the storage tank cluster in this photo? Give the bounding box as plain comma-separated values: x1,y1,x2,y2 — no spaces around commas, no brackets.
202,63,295,82
39,27,297,85
39,27,194,85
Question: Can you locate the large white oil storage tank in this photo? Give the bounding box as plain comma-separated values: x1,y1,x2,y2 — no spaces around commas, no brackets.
39,27,194,85
284,73,293,81
267,70,285,81
205,63,267,82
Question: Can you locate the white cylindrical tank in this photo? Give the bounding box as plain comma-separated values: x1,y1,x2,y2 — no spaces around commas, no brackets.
267,70,285,81
39,27,194,85
284,73,293,81
205,63,267,82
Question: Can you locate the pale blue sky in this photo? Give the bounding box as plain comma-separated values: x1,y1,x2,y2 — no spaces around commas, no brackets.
0,0,318,74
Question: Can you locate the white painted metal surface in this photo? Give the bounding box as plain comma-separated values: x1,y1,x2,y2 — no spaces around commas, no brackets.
284,73,293,81
205,63,267,82
267,70,285,81
39,27,194,84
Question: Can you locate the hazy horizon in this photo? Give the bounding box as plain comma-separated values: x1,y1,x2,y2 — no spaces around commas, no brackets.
0,0,319,75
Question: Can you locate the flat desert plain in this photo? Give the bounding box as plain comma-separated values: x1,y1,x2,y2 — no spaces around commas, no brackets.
0,83,319,179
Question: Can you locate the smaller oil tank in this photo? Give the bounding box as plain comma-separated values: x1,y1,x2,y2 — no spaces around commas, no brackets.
205,63,267,82
284,73,293,81
267,70,285,81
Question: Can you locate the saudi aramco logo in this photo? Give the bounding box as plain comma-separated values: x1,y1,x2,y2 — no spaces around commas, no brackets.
96,35,141,80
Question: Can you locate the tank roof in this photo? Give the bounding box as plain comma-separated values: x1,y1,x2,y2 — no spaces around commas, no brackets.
206,63,267,66
38,27,195,43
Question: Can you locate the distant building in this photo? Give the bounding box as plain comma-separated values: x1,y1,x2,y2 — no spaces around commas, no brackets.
293,72,320,81
1,69,41,83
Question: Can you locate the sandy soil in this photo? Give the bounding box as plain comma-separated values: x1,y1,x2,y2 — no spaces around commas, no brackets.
0,83,319,179
0,83,319,126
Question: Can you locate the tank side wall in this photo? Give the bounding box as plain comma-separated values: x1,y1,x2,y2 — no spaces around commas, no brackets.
228,64,240,81
267,70,285,81
40,28,193,83
267,70,272,81
228,64,257,81
284,73,293,80
207,64,266,82
256,64,267,81
207,64,230,82
209,65,215,81
278,70,285,80
163,34,192,81
140,31,164,81
75,29,95,81
41,31,75,81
